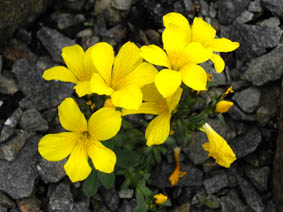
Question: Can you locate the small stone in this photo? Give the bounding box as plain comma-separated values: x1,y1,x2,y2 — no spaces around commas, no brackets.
0,191,17,209
209,3,217,18
178,163,203,187
51,13,85,30
241,45,283,86
111,0,132,10
37,158,67,183
3,108,23,128
231,127,261,159
71,201,91,212
220,189,250,211
234,10,254,24
248,0,262,13
203,173,229,194
199,0,210,17
118,200,136,212
49,182,73,212
258,17,280,28
0,130,26,161
218,0,251,25
0,126,15,143
100,187,119,211
0,75,19,95
262,0,283,18
245,166,270,192
183,0,194,14
17,196,41,212
37,26,75,63
228,104,257,122
204,194,221,209
77,29,93,38
233,87,261,113
256,107,271,127
0,206,8,212
118,189,134,199
236,175,265,212
0,135,39,199
20,109,48,132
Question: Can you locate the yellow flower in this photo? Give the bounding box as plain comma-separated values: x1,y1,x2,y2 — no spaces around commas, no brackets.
38,98,122,182
90,41,158,110
123,84,182,146
215,100,233,113
42,44,96,97
163,12,240,73
201,123,236,168
169,147,187,186
140,15,212,98
154,194,168,205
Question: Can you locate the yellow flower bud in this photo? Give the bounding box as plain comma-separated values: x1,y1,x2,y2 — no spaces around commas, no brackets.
154,194,168,205
215,100,233,113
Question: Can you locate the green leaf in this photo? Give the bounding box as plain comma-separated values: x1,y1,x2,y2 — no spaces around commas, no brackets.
162,199,172,207
153,147,161,163
82,169,99,197
116,150,140,168
97,171,115,190
136,188,148,212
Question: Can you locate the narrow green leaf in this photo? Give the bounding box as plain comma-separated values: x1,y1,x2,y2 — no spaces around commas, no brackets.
82,169,99,197
136,189,148,212
153,147,161,163
97,171,115,190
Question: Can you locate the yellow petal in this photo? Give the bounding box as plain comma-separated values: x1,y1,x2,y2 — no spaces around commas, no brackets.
180,64,207,91
166,88,183,113
210,38,240,53
112,42,143,83
84,45,97,76
141,83,163,102
61,44,85,80
87,139,116,173
74,80,92,97
90,73,114,96
215,100,234,113
92,42,114,85
182,42,212,64
64,142,91,182
88,107,122,141
38,132,78,161
191,17,216,46
146,112,171,146
58,98,88,132
162,23,190,59
116,62,158,89
104,99,116,109
154,194,168,205
140,45,171,68
201,123,236,168
111,85,143,110
155,69,182,98
211,53,225,73
163,12,190,36
122,102,161,116
42,66,78,83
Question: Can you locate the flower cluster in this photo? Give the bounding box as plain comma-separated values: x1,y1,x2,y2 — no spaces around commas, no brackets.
38,12,239,208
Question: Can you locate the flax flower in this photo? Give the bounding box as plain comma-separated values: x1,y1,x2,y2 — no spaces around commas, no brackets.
90,41,158,110
201,123,236,168
123,84,182,146
38,98,122,182
42,44,96,97
140,16,212,98
154,194,168,205
163,12,240,73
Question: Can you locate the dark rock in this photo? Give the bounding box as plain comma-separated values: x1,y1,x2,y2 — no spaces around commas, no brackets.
229,24,282,62
258,17,280,28
12,59,73,110
71,201,91,212
218,0,251,25
183,0,195,15
49,182,73,212
248,0,262,13
17,196,41,212
220,189,251,212
51,12,85,30
204,194,221,209
228,104,257,122
3,108,23,128
0,126,15,143
236,175,265,212
232,87,261,113
20,109,48,132
203,173,229,194
0,135,39,199
262,0,283,18
230,127,262,159
264,200,277,212
111,0,133,11
118,189,134,199
234,10,254,24
0,206,8,212
0,75,19,95
256,107,271,127
118,200,136,212
199,0,210,17
241,45,283,86
0,191,17,209
183,132,209,165
178,163,203,187
201,62,227,86
100,187,120,211
0,0,51,43
245,166,270,192
37,26,75,63
0,130,26,162
37,158,66,183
